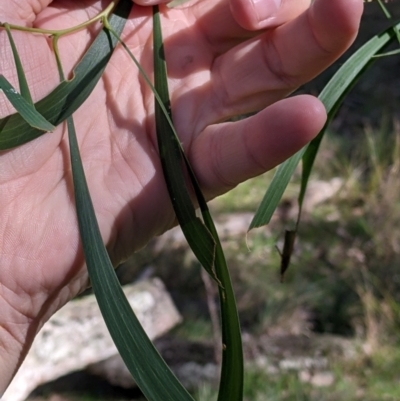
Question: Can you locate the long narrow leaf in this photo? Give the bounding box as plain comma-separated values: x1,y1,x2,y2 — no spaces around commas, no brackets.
299,20,400,210
153,8,243,401
108,14,243,399
249,20,400,230
51,26,195,401
0,75,54,132
373,0,400,55
377,0,392,18
248,149,304,230
152,9,218,282
0,0,132,149
67,114,195,401
107,19,217,277
4,24,33,104
199,207,244,401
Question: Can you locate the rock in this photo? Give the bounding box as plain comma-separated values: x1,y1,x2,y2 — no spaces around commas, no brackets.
3,278,181,401
253,334,357,389
299,370,335,387
174,362,218,390
269,178,343,223
279,356,328,371
301,178,343,213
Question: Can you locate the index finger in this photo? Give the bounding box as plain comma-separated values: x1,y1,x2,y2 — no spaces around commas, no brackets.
230,0,312,31
204,0,363,121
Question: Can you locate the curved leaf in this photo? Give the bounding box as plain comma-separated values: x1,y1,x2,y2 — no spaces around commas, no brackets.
152,9,217,282
67,113,195,401
153,8,243,401
249,20,400,230
0,75,54,132
4,24,33,104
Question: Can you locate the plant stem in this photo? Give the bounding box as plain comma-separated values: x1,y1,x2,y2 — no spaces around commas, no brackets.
0,1,119,38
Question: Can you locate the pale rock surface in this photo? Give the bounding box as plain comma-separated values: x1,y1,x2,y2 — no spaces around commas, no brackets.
301,177,343,213
299,370,335,387
275,177,343,222
3,278,181,401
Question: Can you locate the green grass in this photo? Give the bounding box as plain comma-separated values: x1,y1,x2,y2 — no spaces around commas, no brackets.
172,318,214,342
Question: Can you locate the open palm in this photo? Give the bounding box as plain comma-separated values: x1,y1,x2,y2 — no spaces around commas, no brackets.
0,0,363,391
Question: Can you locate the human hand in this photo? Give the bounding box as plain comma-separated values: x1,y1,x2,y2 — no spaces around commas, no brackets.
0,0,363,392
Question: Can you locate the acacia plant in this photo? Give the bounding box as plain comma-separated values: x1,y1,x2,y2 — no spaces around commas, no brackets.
0,0,398,400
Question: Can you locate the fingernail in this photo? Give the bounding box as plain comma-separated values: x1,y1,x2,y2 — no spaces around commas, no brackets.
251,0,281,22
